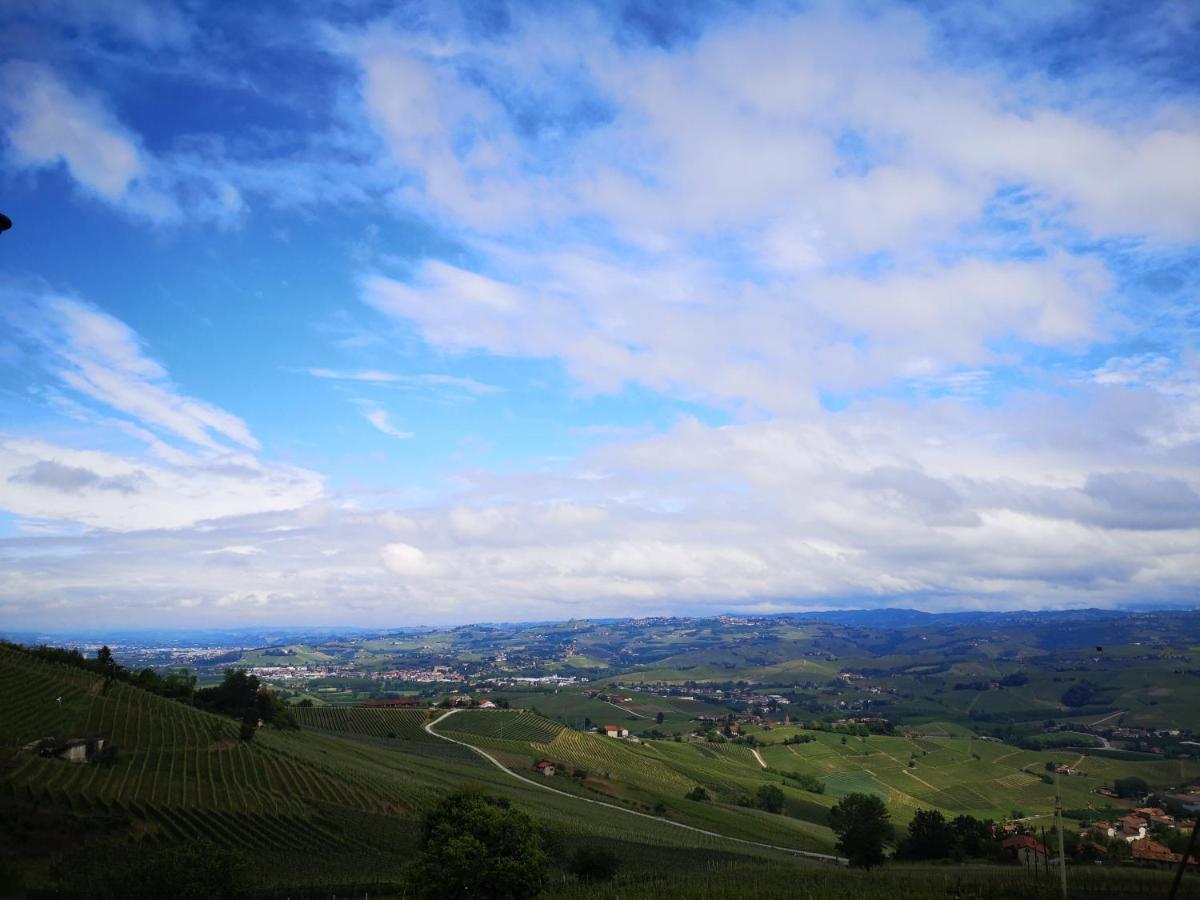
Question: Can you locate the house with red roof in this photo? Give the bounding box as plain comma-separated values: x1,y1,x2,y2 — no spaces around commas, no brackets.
1003,834,1049,865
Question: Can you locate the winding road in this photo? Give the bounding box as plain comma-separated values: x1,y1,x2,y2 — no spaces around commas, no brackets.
424,709,847,866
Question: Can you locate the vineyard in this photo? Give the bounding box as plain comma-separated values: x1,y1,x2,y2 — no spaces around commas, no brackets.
439,709,565,744
0,646,816,894
292,705,431,739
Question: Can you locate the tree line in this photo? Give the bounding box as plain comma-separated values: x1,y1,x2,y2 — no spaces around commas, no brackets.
7,642,296,740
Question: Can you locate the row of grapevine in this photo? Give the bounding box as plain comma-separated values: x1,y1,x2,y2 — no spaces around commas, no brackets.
293,705,432,739
440,710,564,744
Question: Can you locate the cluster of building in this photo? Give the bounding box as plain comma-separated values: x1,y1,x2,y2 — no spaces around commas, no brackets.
1090,807,1196,844
485,675,583,686
244,664,361,680
371,666,467,683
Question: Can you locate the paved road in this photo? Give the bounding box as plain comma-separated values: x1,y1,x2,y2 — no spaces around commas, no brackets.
425,709,847,866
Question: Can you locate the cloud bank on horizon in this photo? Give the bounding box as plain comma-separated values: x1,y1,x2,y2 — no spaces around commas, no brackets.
0,0,1197,627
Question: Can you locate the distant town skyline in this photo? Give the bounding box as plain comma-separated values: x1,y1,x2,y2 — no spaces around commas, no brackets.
1,1,1198,628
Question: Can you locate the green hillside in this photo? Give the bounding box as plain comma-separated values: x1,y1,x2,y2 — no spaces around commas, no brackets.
5,644,1198,897
0,647,828,894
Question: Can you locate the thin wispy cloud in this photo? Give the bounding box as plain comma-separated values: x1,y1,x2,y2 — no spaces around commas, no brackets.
362,408,413,440
309,368,501,395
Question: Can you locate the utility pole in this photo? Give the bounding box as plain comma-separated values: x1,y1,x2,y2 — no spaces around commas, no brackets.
1055,771,1068,899
1169,814,1200,900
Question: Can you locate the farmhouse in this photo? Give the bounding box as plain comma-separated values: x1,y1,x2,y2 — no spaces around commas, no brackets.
477,700,497,709
23,736,106,764
1119,815,1148,841
1130,838,1198,869
1002,834,1048,865
602,725,629,738
534,760,556,777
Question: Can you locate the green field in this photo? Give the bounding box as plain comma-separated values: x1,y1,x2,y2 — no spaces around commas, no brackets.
0,647,837,894
5,638,1198,897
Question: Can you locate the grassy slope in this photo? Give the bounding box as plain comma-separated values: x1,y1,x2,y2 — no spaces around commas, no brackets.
0,648,816,892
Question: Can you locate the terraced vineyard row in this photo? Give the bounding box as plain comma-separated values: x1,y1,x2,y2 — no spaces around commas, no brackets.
293,706,431,738
441,709,564,744
0,649,415,818
537,729,693,793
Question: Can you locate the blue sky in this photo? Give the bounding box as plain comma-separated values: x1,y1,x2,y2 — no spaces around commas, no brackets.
0,0,1198,628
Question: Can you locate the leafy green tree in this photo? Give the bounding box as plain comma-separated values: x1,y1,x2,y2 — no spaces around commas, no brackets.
951,814,998,858
788,773,825,794
655,711,665,724
96,646,119,694
568,846,620,883
408,790,547,900
756,784,785,814
1060,680,1100,707
829,793,892,869
686,786,710,801
238,712,257,742
897,809,956,860
1113,776,1148,798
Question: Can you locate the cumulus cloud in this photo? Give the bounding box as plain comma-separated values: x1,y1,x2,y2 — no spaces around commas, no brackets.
9,460,147,495
0,439,321,531
3,390,1197,626
0,290,324,532
6,0,193,48
1,62,146,201
1,2,1197,625
0,63,242,224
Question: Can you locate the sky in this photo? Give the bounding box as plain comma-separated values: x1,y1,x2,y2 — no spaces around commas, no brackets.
0,0,1198,629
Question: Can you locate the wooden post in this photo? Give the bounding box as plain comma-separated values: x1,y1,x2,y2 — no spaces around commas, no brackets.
1055,772,1068,899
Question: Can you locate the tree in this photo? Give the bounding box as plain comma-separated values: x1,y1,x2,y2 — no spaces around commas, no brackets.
238,712,257,742
1061,681,1101,707
829,793,892,869
655,711,665,725
568,846,620,883
686,786,710,802
897,809,956,860
408,790,547,900
1113,776,1149,798
96,646,119,695
952,815,998,859
756,784,785,814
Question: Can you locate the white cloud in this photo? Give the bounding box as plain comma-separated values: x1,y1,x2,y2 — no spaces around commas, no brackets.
380,542,443,577
309,367,500,394
4,388,1197,626
0,438,321,531
0,62,242,224
11,293,259,453
9,0,193,48
363,250,1110,410
363,408,413,440
1,62,145,201
0,290,325,532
